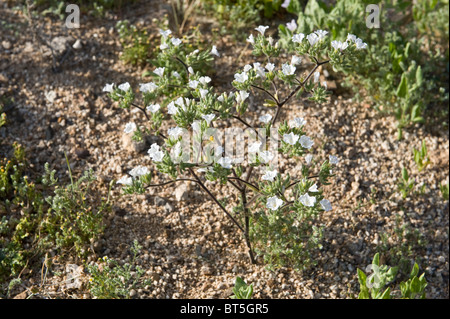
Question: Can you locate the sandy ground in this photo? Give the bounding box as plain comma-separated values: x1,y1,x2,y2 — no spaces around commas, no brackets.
0,0,448,299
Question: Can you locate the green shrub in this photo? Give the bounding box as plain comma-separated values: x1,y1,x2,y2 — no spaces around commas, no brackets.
0,147,111,282
86,240,151,299
279,0,449,139
356,253,427,299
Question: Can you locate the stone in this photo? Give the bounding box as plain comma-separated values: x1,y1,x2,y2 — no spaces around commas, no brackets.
73,39,83,50
175,183,189,201
122,133,146,154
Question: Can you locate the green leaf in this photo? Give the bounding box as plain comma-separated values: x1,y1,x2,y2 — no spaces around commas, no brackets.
415,65,423,86
410,263,419,278
380,287,391,299
357,268,367,286
372,252,380,266
401,167,409,181
396,74,409,98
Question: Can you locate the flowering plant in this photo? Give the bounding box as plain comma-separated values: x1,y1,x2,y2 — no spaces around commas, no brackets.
104,25,366,269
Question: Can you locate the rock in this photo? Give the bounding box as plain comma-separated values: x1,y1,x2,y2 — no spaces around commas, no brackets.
122,133,146,154
154,196,166,206
49,36,73,55
73,39,82,50
2,41,11,50
75,148,90,159
174,183,189,201
201,266,213,275
0,73,7,83
164,202,174,213
13,291,27,299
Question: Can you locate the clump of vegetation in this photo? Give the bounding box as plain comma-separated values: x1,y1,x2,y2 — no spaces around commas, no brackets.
230,276,254,299
0,143,112,288
356,253,427,299
86,240,151,299
377,214,427,275
279,0,449,139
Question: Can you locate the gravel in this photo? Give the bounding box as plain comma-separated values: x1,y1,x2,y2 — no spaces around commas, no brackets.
0,1,448,299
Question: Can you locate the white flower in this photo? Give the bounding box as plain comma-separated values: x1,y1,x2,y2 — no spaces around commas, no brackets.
266,196,284,211
218,95,225,102
198,167,214,173
160,43,168,50
299,193,316,207
289,117,306,128
167,101,178,115
154,67,165,77
188,67,194,74
282,63,296,76
211,45,220,57
215,145,224,155
139,82,158,93
175,97,185,107
124,122,136,134
308,183,318,192
329,155,339,165
254,64,266,78
315,30,328,40
148,143,165,162
218,157,233,169
305,154,313,165
243,64,252,72
171,38,182,46
331,40,349,51
129,166,148,178
306,33,319,46
171,142,182,159
255,25,269,35
281,0,291,8
291,56,302,65
283,132,300,145
322,81,328,89
199,76,211,85
103,83,114,92
347,33,357,43
234,72,249,83
259,150,274,163
292,33,305,43
118,82,130,92
199,89,208,99
188,80,199,89
159,29,172,38
172,71,181,78
236,91,249,104
249,141,262,153
320,199,332,211
247,34,255,44
201,114,215,125
286,19,297,32
259,114,272,124
168,126,184,138
262,169,277,182
313,71,320,83
146,103,160,113
299,135,314,149
265,63,275,72
355,38,368,50
117,176,133,186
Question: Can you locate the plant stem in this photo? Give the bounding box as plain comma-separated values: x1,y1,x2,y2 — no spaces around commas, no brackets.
188,167,245,233
241,186,256,264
